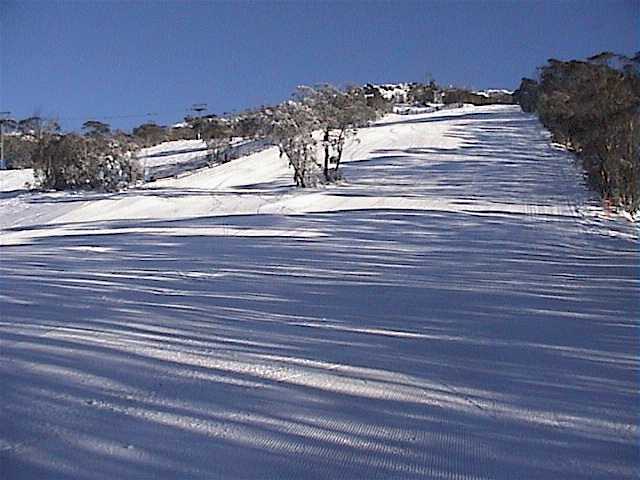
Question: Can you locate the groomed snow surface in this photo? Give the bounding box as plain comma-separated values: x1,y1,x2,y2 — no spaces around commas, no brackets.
1,105,638,479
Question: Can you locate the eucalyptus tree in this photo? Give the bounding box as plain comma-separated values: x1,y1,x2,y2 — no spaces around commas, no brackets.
32,133,140,191
527,52,640,213
262,101,321,187
82,120,111,138
296,85,377,180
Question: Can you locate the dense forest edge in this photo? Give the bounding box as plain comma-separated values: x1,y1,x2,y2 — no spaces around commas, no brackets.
514,52,640,215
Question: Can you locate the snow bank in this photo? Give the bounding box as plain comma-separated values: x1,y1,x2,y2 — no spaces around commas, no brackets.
0,168,35,192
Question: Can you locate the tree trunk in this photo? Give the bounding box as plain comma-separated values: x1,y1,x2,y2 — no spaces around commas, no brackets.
323,129,330,179
334,129,346,171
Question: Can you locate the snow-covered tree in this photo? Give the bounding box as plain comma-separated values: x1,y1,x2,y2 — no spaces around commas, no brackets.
260,84,380,187
296,85,378,181
262,101,322,187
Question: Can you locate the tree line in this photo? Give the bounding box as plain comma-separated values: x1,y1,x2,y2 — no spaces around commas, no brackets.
2,83,389,191
1,117,142,191
3,78,514,192
514,52,640,214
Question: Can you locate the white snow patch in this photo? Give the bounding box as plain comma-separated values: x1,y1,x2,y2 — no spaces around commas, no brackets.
0,168,35,191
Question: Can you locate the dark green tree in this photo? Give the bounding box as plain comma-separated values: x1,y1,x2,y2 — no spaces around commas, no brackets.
82,120,111,137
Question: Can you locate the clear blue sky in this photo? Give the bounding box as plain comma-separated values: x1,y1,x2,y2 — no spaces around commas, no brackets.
1,0,637,132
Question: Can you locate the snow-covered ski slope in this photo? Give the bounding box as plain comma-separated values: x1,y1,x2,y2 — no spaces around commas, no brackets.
1,105,638,479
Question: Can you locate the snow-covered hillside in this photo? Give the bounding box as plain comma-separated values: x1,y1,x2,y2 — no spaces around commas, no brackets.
1,105,638,479
136,137,272,181
137,139,209,168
